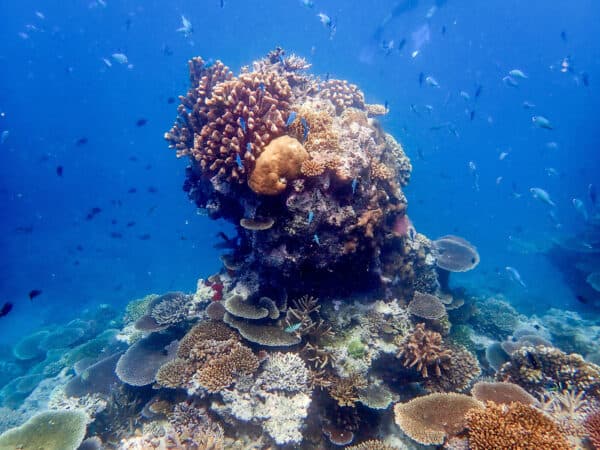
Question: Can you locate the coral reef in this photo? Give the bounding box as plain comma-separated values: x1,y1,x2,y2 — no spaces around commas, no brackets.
465,401,570,450
165,49,436,301
471,381,536,405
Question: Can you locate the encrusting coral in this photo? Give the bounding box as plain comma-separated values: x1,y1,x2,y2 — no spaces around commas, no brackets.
465,401,570,450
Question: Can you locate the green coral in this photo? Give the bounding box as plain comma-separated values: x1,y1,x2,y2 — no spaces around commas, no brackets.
449,325,476,353
123,294,159,323
0,410,88,450
347,340,366,359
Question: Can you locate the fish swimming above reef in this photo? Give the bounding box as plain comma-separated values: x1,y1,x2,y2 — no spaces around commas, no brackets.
529,187,556,207
317,13,336,39
0,302,13,318
589,184,597,208
177,15,193,38
111,53,129,65
425,76,439,87
502,76,519,87
1,130,8,144
509,69,528,79
505,266,526,287
28,289,42,301
532,115,553,129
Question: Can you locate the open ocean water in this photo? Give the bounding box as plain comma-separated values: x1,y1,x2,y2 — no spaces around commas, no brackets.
0,0,599,449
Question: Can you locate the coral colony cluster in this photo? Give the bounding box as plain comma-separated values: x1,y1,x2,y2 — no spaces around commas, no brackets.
2,49,600,449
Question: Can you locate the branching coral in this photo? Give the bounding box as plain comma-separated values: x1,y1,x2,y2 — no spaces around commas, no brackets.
395,323,452,378
318,79,366,114
466,401,570,450
423,344,481,393
327,373,367,407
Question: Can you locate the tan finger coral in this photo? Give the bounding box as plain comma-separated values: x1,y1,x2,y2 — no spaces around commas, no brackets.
466,401,570,450
393,393,483,445
248,135,309,195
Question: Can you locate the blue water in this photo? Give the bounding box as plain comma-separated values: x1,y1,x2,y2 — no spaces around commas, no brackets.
0,0,599,377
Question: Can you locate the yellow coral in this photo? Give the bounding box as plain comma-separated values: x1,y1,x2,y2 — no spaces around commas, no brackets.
248,135,309,195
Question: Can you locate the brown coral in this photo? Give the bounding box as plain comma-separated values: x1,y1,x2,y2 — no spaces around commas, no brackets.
408,291,447,320
394,393,483,445
370,160,393,181
345,440,396,450
497,345,600,398
248,135,309,195
466,401,570,450
423,345,481,393
471,381,536,406
584,410,600,449
165,59,292,183
396,323,452,378
194,342,259,392
327,373,367,407
319,79,366,114
300,159,325,177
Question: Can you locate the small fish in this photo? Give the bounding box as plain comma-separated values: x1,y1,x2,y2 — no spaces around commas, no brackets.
351,178,358,194
102,57,112,68
418,72,424,86
111,53,129,65
588,184,597,207
572,198,588,221
496,176,503,185
126,221,136,227
29,289,42,301
235,154,244,170
177,15,193,37
509,69,528,79
286,112,297,127
425,76,439,88
397,39,406,51
246,142,252,154
139,234,151,240
147,186,158,193
576,295,589,305
75,137,88,146
532,115,553,130
560,30,567,42
110,232,123,239
35,11,45,20
505,266,526,287
300,0,314,8
317,12,331,26
424,104,434,114
459,90,470,101
1,130,8,144
301,117,310,142
384,100,389,112
220,0,224,7
581,72,590,87
522,101,536,109
258,82,265,93
545,167,558,177
441,25,446,35
308,211,314,224
284,322,302,333
167,97,175,104
474,85,483,98
499,151,509,161
502,76,518,87
469,110,476,121
239,117,246,133
56,166,63,177
0,302,13,318
136,118,148,127
128,187,137,193
530,187,556,207
313,234,320,245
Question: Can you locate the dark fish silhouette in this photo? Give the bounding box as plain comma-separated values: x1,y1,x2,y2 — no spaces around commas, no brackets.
0,302,13,318
581,72,589,87
29,289,42,301
418,72,424,86
560,30,567,42
111,219,118,225
128,187,137,194
126,221,136,227
129,156,139,162
85,207,102,220
441,25,446,35
576,295,589,304
397,38,406,51
136,118,148,127
589,184,597,207
167,97,175,104
474,85,482,99
139,234,151,240
75,137,88,146
56,166,63,176
469,110,476,121
14,226,33,234
110,232,123,239
147,186,158,193
76,244,84,251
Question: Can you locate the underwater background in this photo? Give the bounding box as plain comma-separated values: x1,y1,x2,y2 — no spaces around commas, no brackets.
1,0,600,449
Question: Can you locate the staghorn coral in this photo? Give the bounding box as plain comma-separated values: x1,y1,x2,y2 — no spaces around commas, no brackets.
327,373,367,407
497,345,600,398
257,352,310,393
149,291,193,326
194,343,259,393
395,323,452,378
248,135,308,195
393,393,483,445
169,402,225,449
466,401,570,450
